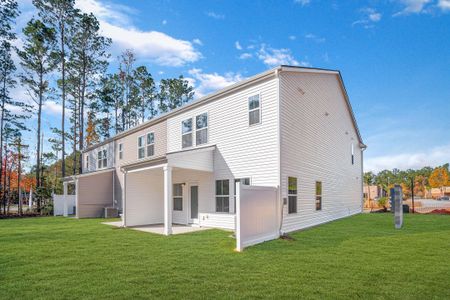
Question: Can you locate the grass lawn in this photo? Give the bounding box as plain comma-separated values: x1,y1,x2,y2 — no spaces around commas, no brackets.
1,214,449,299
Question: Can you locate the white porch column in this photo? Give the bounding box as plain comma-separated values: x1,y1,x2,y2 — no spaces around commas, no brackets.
122,171,127,227
63,182,68,217
163,165,173,235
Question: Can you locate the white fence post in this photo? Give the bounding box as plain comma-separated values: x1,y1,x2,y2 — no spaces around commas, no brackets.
235,182,242,252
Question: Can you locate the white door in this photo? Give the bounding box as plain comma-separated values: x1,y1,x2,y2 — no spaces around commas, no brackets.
189,185,199,224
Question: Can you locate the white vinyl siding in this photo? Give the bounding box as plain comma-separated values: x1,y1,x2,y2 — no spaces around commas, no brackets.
167,76,279,192
280,71,363,233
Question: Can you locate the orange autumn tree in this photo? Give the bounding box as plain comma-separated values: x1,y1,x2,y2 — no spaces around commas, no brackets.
429,167,449,197
85,111,99,147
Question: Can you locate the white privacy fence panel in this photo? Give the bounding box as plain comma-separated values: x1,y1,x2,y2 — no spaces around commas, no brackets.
236,183,280,251
53,195,76,216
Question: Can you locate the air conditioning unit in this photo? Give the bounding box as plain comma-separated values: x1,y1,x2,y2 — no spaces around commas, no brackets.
104,207,119,218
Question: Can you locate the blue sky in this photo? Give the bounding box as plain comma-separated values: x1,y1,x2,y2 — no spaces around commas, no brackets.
13,0,450,172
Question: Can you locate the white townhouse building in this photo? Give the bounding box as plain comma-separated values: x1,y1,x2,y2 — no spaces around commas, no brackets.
64,65,366,239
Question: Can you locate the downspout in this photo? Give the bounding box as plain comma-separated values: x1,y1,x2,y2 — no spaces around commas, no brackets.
120,167,127,227
360,143,367,213
275,67,284,235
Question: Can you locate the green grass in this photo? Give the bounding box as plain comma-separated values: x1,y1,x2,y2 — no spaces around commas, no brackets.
1,214,449,299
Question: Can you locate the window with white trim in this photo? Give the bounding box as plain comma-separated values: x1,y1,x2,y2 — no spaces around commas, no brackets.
97,149,107,169
138,135,145,159
119,143,123,160
248,94,261,125
146,132,154,157
173,183,183,211
288,177,297,214
195,113,208,145
85,155,89,170
182,118,193,148
216,179,229,213
315,181,322,211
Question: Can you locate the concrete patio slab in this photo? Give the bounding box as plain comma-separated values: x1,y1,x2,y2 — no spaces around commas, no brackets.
102,221,210,235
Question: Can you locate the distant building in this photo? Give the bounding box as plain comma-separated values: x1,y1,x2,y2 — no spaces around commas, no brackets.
427,187,450,199
363,185,386,200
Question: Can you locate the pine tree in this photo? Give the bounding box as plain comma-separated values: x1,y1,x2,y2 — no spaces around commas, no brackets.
17,19,58,212
134,66,156,123
33,0,77,179
158,76,194,113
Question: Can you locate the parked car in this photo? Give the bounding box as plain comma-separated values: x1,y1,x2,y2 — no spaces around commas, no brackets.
438,196,449,201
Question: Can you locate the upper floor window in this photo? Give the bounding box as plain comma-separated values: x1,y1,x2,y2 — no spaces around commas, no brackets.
138,135,145,159
216,179,230,213
288,177,297,214
147,133,155,157
248,94,261,125
119,143,123,160
196,113,208,146
315,181,322,211
182,118,193,148
97,149,107,169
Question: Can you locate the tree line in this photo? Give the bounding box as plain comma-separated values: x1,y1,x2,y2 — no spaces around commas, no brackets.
364,164,450,200
0,0,194,215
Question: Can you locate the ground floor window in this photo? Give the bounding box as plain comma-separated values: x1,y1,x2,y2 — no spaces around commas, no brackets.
216,179,229,213
288,177,297,214
173,183,183,211
316,181,322,211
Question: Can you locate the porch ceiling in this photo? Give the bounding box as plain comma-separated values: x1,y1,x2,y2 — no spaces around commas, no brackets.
167,145,215,172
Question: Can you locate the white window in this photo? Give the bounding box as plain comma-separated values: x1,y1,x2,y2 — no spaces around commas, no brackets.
248,94,261,125
182,118,193,148
119,143,123,160
316,181,322,211
97,149,107,169
216,179,230,213
195,113,208,146
146,132,155,157
138,135,145,159
85,155,89,170
288,177,297,214
173,183,183,211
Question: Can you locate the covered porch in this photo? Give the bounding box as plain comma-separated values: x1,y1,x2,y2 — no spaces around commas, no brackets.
121,145,236,235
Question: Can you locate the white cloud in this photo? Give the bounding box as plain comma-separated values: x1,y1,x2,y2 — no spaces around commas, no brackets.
43,101,63,115
258,45,307,67
353,8,382,28
235,41,243,50
294,0,311,6
205,11,225,19
305,33,326,43
393,0,431,16
193,38,203,46
162,19,167,25
239,53,252,59
365,144,450,172
438,0,450,10
187,68,243,98
76,0,201,67
289,35,297,40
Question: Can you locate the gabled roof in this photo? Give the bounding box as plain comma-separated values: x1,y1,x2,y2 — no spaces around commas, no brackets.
84,65,364,152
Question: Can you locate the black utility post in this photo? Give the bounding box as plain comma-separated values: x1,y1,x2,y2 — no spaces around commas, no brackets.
411,177,415,213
